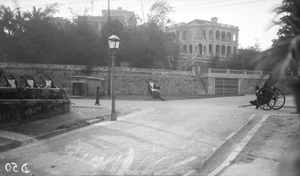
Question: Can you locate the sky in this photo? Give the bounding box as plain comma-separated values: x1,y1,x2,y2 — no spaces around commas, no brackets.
1,0,283,50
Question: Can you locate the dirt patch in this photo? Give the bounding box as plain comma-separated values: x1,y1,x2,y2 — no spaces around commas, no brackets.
233,115,300,165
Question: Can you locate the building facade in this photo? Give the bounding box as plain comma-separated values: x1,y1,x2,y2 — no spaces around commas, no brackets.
167,17,239,69
78,7,135,36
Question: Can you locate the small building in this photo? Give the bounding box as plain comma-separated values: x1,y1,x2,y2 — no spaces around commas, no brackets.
78,7,135,36
69,76,107,97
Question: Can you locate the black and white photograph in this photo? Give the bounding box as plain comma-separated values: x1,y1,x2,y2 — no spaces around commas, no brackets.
0,0,300,175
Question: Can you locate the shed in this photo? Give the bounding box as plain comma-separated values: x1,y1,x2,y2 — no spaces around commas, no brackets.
69,76,107,97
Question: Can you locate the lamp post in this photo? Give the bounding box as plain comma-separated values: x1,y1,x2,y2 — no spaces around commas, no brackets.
107,0,111,96
108,35,120,121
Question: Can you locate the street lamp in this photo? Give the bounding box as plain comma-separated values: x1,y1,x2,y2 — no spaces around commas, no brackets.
108,35,120,121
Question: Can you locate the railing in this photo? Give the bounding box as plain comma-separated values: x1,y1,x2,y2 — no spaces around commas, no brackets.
229,70,244,74
199,68,271,78
218,23,238,28
211,69,227,74
246,70,262,75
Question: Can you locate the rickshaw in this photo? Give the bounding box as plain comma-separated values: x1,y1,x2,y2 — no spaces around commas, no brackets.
142,79,165,101
250,74,286,110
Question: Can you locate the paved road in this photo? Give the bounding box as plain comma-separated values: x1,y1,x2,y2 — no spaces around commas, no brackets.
0,96,296,176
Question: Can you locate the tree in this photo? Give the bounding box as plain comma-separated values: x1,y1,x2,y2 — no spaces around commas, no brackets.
147,0,174,30
0,5,16,36
272,0,300,45
0,4,103,65
0,3,179,69
62,18,101,65
118,22,180,69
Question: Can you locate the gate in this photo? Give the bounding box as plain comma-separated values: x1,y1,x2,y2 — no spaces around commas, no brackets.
215,78,239,95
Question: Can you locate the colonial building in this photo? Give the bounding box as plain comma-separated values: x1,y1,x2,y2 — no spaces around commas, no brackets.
78,7,135,36
166,17,239,69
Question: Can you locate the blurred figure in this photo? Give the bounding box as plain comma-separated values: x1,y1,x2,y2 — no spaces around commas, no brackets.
95,86,100,106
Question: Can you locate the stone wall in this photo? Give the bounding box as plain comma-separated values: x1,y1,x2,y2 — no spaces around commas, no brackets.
0,99,70,124
0,62,201,95
2,62,289,96
0,86,70,124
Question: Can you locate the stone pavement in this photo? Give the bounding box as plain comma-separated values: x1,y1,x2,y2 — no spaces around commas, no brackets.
0,95,297,176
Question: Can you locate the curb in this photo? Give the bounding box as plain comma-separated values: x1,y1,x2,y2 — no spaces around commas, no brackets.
71,105,108,109
200,114,259,172
207,115,270,176
0,117,106,153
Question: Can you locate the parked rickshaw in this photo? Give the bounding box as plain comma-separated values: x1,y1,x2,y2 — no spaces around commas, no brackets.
250,74,286,110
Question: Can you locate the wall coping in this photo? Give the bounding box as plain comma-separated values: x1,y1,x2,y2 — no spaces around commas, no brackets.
199,68,271,79
0,62,194,76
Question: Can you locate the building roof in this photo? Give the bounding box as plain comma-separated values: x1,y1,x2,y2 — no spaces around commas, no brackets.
187,19,210,25
167,17,239,30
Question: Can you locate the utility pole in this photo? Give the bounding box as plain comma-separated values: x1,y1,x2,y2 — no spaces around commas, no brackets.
107,0,111,96
91,0,94,16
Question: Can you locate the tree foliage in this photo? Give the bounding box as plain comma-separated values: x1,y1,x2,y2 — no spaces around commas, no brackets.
272,0,300,45
147,0,174,30
0,3,179,70
0,4,103,66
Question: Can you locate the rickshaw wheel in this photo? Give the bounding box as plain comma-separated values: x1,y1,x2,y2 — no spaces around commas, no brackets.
142,88,152,100
272,88,286,110
256,88,276,110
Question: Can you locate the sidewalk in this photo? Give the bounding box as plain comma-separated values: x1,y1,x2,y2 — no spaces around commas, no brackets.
213,114,300,176
0,104,139,152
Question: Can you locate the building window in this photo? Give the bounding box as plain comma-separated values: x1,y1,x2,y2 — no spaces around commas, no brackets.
216,45,220,55
233,46,237,54
227,46,231,55
227,32,231,42
202,30,206,39
183,45,187,54
209,44,212,54
221,45,226,55
198,44,203,55
221,31,226,41
189,44,193,54
209,30,213,40
233,34,237,42
197,31,201,39
216,31,220,41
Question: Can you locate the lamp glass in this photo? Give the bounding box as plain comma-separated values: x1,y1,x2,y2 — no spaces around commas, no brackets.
108,35,120,49
108,40,120,49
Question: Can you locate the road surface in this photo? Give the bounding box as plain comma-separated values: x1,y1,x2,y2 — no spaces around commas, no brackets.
0,95,295,176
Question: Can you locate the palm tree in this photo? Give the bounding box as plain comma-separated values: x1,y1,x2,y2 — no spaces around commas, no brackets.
0,5,16,36
272,0,300,45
